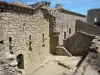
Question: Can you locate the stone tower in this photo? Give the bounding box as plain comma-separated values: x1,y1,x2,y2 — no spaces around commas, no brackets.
87,8,100,26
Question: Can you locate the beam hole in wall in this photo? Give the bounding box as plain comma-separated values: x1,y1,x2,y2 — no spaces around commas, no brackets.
29,35,31,40
0,40,4,44
29,35,32,51
67,23,68,28
42,34,45,47
17,54,24,69
9,37,12,43
29,45,32,51
64,32,66,39
10,51,14,54
42,43,45,47
9,37,12,50
69,28,71,34
42,34,44,43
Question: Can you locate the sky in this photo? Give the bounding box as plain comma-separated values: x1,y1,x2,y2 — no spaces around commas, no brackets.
3,0,100,15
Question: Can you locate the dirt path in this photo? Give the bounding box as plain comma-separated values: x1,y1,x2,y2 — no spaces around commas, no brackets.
32,61,65,75
31,56,81,75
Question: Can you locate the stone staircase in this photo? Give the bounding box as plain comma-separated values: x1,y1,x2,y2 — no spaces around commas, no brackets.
56,45,72,56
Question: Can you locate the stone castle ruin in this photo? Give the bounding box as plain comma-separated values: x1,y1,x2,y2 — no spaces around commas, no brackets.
87,8,100,26
0,1,100,75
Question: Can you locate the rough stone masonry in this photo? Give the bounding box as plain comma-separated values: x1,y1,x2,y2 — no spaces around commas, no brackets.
0,1,50,75
0,1,100,75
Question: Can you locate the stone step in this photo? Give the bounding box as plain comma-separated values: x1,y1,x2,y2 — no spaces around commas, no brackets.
56,46,72,56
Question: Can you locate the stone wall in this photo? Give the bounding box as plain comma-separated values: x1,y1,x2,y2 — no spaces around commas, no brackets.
76,20,100,36
0,9,50,75
87,9,100,24
64,32,94,55
47,7,86,54
50,8,86,45
0,1,90,74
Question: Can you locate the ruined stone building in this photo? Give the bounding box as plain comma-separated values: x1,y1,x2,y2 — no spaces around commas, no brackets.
64,19,100,56
87,8,100,51
0,1,50,75
0,1,100,75
41,4,86,54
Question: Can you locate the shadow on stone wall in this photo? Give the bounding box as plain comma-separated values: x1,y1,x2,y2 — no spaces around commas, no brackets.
63,32,94,56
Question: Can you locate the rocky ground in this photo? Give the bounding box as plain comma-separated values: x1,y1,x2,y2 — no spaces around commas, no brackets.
75,52,100,75
30,52,100,75
31,55,82,75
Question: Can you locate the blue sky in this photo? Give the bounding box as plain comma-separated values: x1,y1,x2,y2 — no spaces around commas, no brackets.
4,0,100,15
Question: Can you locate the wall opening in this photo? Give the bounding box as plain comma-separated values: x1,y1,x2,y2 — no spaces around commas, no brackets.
64,32,66,39
42,34,45,47
29,35,32,51
50,36,59,54
9,37,12,50
29,35,31,40
9,37,12,43
42,34,44,43
17,54,24,69
94,17,100,27
29,42,32,51
94,18,97,22
69,28,71,34
0,40,4,44
67,23,68,28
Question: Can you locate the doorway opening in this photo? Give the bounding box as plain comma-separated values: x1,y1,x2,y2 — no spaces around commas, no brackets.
17,54,24,69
